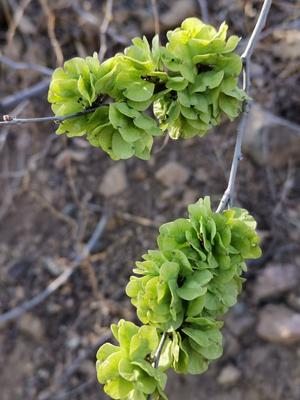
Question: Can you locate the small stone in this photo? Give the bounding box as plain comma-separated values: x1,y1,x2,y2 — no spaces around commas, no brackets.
194,167,207,182
54,149,88,169
217,364,241,385
287,292,300,312
253,264,298,301
73,138,91,148
225,309,255,337
161,187,177,201
244,103,300,167
181,189,199,206
79,360,96,376
257,304,300,344
46,303,62,314
142,0,196,32
222,330,241,358
155,161,190,188
132,166,147,181
19,314,45,341
67,335,81,349
65,298,74,308
15,286,25,301
42,257,64,277
99,163,128,197
37,369,50,380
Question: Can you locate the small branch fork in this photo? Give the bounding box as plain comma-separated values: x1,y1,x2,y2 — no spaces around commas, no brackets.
216,0,272,212
148,1,273,393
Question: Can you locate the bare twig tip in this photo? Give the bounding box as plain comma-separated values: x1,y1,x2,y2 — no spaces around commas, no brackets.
3,115,13,122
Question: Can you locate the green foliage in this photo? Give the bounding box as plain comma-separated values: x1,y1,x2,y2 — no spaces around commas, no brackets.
126,250,185,331
163,317,224,374
97,197,261,399
157,197,261,317
96,320,167,399
154,18,247,139
48,18,246,159
48,51,163,160
41,13,263,400
48,54,103,137
128,197,261,330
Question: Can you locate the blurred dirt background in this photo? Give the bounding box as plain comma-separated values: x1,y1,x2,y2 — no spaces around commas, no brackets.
0,0,300,399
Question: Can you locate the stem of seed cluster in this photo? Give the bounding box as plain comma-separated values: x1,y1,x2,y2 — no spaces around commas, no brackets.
216,0,272,212
147,332,168,400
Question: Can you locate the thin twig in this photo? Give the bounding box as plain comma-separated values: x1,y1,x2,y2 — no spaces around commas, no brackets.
197,0,209,23
216,0,272,212
0,78,50,111
116,211,163,228
0,54,53,75
0,101,28,151
150,0,160,37
42,330,111,399
39,0,64,66
242,0,273,63
259,17,300,40
62,330,111,381
272,161,295,220
0,214,108,326
71,3,129,46
30,190,78,232
99,0,114,62
147,332,168,400
153,332,167,368
154,134,169,154
6,0,32,45
50,380,94,400
0,105,103,126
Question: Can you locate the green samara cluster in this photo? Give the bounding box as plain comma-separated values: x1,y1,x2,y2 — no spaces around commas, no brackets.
96,197,261,399
48,18,246,160
154,18,247,139
96,320,167,400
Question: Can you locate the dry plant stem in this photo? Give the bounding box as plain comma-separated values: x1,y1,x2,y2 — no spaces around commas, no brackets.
99,0,114,61
216,0,272,213
71,3,129,45
0,105,103,126
0,55,53,75
0,101,28,151
151,0,160,36
197,0,209,23
6,0,32,45
31,190,78,232
153,332,167,368
0,78,50,110
39,0,64,66
51,380,94,400
0,214,108,326
42,330,112,400
154,134,170,154
147,332,167,400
